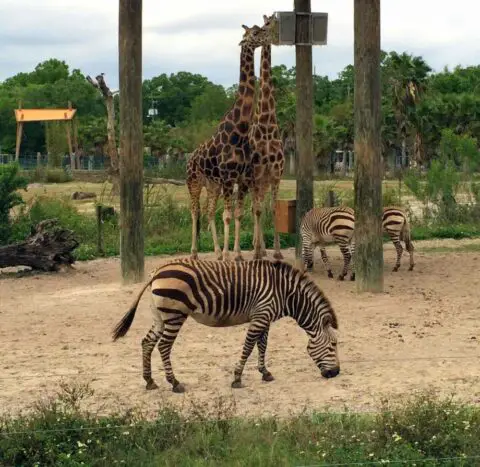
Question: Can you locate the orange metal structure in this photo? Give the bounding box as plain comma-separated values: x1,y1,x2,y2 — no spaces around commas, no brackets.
14,101,78,162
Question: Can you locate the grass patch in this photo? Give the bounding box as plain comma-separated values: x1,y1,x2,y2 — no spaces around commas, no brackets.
417,243,480,254
1,390,479,466
8,180,480,262
8,196,480,262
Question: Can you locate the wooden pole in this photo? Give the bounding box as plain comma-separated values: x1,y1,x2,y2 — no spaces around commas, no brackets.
119,0,144,283
353,0,384,292
15,123,23,162
65,122,74,170
15,100,23,162
294,0,314,262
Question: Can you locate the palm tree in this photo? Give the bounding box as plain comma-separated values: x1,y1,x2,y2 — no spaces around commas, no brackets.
383,52,432,168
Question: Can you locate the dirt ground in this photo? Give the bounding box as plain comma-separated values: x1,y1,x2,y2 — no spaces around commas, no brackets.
1,239,479,419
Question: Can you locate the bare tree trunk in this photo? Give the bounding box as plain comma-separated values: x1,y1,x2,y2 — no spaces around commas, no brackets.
294,0,314,262
353,0,384,292
118,0,144,284
86,74,120,195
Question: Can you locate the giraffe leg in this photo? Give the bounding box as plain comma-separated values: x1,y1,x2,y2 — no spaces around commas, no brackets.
256,326,274,382
206,183,222,260
252,202,267,257
320,247,334,278
188,182,202,260
337,242,352,281
233,184,248,261
157,314,188,393
271,178,283,260
252,190,265,260
222,186,234,261
232,321,267,388
141,322,163,390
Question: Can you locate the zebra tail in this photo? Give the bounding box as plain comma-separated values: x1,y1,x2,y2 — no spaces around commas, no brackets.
111,277,155,341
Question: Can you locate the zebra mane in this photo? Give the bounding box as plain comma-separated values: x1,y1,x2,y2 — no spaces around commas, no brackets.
272,260,338,330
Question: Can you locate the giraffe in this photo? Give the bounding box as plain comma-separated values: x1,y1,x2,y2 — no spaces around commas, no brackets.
248,14,285,261
187,22,276,262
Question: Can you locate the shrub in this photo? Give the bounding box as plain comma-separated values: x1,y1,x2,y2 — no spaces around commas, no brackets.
29,167,72,184
0,391,479,466
0,163,28,245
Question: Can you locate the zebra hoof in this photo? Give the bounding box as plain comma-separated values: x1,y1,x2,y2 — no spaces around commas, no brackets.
408,265,414,271
190,252,199,260
172,383,185,393
145,380,159,390
262,371,275,382
327,271,334,279
273,252,284,260
234,255,244,262
231,380,244,389
392,267,399,272
350,274,355,281
337,275,345,281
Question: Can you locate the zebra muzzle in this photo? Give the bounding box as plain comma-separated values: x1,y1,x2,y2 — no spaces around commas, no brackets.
321,366,340,378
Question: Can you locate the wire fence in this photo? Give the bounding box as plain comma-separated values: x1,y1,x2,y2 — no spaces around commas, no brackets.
1,353,479,382
296,457,480,466
0,152,189,180
1,351,479,464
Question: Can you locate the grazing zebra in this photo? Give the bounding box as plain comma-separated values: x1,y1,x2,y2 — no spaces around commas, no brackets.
300,206,356,281
112,258,340,393
383,206,415,272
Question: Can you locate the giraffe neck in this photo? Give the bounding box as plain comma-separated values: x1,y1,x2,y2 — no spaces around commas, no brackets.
233,44,256,123
255,44,278,127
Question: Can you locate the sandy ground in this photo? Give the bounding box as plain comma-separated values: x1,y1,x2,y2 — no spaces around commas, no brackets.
1,239,479,419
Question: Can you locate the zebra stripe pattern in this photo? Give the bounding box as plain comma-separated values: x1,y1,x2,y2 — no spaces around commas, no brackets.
112,258,340,393
300,206,356,281
383,206,415,272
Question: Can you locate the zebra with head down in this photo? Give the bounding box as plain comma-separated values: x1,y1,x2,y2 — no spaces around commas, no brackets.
111,258,340,393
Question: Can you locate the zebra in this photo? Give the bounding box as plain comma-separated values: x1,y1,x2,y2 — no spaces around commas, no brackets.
383,206,415,272
111,258,340,393
300,206,356,281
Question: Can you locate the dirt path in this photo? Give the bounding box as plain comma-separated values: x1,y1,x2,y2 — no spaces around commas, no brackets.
1,239,479,418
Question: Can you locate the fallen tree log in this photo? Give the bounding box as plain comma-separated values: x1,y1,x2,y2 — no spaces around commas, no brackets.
144,177,185,186
0,219,79,272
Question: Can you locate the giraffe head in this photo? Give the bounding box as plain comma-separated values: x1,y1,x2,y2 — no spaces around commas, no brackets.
239,16,277,48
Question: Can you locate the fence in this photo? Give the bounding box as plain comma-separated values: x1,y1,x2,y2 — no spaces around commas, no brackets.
0,153,188,178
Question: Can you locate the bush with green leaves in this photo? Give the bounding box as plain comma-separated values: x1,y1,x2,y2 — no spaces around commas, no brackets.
0,163,28,244
1,390,479,466
404,129,480,224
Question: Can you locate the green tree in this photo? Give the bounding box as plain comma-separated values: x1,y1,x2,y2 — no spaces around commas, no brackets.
143,120,172,155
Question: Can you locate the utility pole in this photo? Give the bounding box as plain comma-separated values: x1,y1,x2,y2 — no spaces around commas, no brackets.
353,0,384,292
119,0,144,283
294,0,314,260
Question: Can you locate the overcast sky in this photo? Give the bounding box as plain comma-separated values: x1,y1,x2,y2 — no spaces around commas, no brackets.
1,0,479,88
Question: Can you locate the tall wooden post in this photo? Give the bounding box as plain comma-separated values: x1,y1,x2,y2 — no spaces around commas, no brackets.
294,0,314,260
15,100,23,162
353,0,384,292
119,0,144,283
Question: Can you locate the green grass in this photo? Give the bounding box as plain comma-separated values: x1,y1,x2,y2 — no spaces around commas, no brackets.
1,390,479,466
417,243,480,254
8,190,480,261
